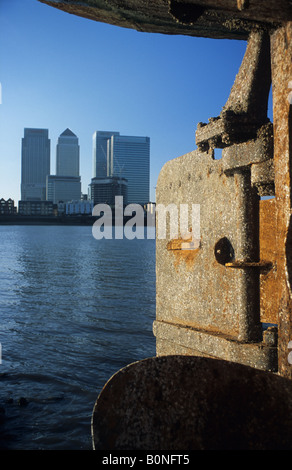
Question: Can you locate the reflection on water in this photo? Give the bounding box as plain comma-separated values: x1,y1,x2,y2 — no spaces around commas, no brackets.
0,225,156,449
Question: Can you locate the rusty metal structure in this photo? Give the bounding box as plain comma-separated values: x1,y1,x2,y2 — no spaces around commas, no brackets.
155,29,277,371
39,0,292,449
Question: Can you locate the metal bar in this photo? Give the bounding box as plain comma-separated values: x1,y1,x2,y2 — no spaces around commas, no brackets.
234,169,262,342
225,261,273,269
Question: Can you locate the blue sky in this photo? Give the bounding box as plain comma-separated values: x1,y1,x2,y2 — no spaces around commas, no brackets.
0,0,256,204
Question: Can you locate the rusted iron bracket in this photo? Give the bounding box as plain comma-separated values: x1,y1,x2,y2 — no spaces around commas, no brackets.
196,29,271,151
155,23,292,379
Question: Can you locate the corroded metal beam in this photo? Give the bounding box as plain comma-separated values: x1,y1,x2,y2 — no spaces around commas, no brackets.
270,21,292,378
196,30,271,150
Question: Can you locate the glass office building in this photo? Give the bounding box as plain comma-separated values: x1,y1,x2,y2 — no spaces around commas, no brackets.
46,175,81,204
21,128,50,201
92,130,120,178
56,128,80,177
108,135,150,205
89,176,128,207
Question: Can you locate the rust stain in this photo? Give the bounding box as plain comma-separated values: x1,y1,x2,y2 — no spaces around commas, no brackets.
167,236,200,270
173,247,200,271
167,238,190,250
259,198,279,325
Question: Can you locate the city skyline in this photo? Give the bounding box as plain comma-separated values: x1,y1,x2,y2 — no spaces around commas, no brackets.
20,125,150,207
1,0,272,205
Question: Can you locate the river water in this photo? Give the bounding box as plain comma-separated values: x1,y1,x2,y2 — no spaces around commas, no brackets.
0,225,156,450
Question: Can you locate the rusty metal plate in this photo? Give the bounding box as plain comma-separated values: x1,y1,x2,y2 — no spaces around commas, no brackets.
156,148,260,341
91,355,292,450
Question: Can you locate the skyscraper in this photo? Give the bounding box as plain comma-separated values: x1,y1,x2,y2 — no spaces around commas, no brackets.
92,130,120,178
56,128,79,177
108,134,150,205
21,128,50,201
45,128,81,204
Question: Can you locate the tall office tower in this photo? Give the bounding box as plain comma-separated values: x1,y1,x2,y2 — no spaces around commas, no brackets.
21,128,50,201
56,128,79,177
108,135,150,205
92,130,120,178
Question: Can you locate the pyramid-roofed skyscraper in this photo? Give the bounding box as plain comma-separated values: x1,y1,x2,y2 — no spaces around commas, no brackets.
56,128,80,177
46,128,81,204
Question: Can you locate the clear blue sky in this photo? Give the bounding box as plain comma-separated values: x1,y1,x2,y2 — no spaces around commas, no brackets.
1,0,260,204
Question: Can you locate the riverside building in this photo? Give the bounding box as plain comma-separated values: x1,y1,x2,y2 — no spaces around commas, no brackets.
108,134,150,205
92,130,120,178
91,130,150,206
89,176,128,208
21,128,50,201
0,198,16,215
46,129,81,204
46,175,81,204
56,128,80,177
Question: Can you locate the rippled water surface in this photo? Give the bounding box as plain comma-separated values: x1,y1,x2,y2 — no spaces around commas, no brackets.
0,225,156,449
